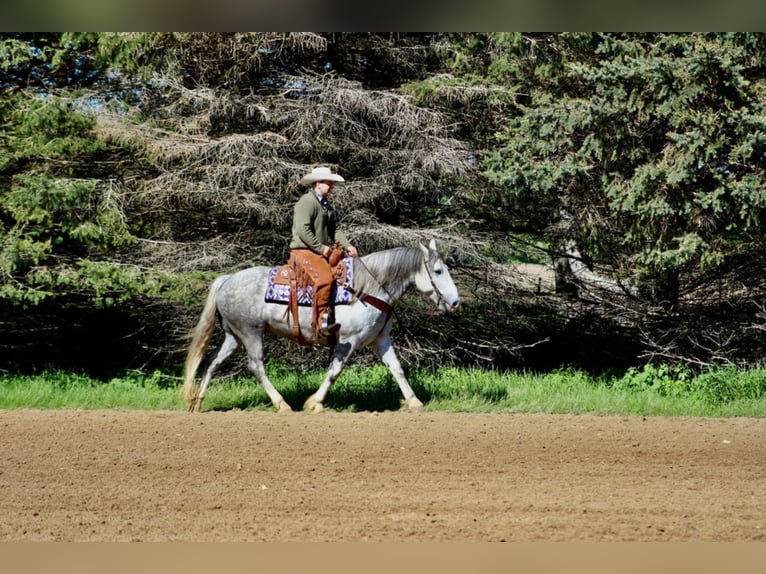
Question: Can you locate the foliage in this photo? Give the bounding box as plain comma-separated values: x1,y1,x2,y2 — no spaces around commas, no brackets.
610,364,693,397
2,364,765,417
481,33,766,293
421,33,766,367
1,32,478,375
4,33,766,376
692,366,766,404
0,87,136,305
0,369,182,409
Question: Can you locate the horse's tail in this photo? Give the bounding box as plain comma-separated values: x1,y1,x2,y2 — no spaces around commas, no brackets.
181,275,229,404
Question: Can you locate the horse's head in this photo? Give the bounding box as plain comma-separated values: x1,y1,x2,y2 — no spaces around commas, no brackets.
417,239,461,312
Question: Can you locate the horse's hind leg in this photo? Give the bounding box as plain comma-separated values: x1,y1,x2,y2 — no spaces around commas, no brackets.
191,332,239,412
375,336,423,413
303,342,354,413
242,331,293,413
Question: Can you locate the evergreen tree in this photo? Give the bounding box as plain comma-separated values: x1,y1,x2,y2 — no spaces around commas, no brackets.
432,33,766,366
1,32,476,374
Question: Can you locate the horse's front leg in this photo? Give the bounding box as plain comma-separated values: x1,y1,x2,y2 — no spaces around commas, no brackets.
303,341,354,412
374,336,423,413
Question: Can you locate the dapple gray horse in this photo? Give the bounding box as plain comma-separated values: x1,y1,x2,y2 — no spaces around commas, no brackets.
181,239,461,413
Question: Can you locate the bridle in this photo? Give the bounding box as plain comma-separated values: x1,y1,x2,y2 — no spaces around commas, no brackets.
347,249,450,315
421,252,449,311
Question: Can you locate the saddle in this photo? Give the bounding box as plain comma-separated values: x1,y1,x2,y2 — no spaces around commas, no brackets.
264,249,353,344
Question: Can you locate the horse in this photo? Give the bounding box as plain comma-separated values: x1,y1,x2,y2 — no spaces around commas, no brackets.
181,239,461,413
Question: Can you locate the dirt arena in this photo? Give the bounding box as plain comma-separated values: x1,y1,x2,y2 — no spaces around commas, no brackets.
1,409,765,541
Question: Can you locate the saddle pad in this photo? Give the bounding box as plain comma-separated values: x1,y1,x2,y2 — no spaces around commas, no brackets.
264,257,354,306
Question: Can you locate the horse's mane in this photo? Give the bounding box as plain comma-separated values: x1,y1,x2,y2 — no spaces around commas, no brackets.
353,247,424,295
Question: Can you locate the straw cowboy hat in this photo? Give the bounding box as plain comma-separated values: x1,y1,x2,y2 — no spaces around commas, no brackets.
299,166,345,185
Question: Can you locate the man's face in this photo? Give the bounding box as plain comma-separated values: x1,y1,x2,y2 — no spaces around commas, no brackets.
315,180,334,198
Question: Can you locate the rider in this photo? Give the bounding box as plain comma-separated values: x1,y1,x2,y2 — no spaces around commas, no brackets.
290,166,358,336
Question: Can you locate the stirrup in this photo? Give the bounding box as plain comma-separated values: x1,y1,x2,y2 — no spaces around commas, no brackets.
319,315,341,336
319,322,341,336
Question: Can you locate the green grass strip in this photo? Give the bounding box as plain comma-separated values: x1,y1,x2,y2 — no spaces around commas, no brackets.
1,364,765,417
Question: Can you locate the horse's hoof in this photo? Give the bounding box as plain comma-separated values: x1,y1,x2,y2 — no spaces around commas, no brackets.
276,401,293,414
188,400,201,413
405,398,424,413
303,397,324,413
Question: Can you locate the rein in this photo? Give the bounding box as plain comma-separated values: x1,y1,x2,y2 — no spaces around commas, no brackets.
337,257,394,315
343,250,446,317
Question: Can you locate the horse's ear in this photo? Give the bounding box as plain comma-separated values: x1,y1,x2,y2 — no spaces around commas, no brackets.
419,242,430,258
428,238,437,252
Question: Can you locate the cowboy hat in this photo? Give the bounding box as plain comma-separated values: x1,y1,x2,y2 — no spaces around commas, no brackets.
299,166,345,185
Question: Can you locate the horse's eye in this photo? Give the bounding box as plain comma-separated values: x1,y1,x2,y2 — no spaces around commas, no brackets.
434,267,443,275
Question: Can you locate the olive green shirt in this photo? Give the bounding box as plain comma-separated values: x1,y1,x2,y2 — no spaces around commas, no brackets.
289,190,350,254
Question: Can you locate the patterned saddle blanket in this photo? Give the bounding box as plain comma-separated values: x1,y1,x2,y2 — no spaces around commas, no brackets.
264,257,354,306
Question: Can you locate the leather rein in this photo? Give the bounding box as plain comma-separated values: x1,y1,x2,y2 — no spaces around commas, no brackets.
335,263,394,315
343,251,444,316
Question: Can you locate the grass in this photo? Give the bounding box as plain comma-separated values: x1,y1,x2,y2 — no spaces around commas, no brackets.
1,364,765,417
0,370,183,410
410,366,766,417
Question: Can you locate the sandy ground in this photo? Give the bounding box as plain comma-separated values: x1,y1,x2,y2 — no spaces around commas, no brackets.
1,409,765,541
